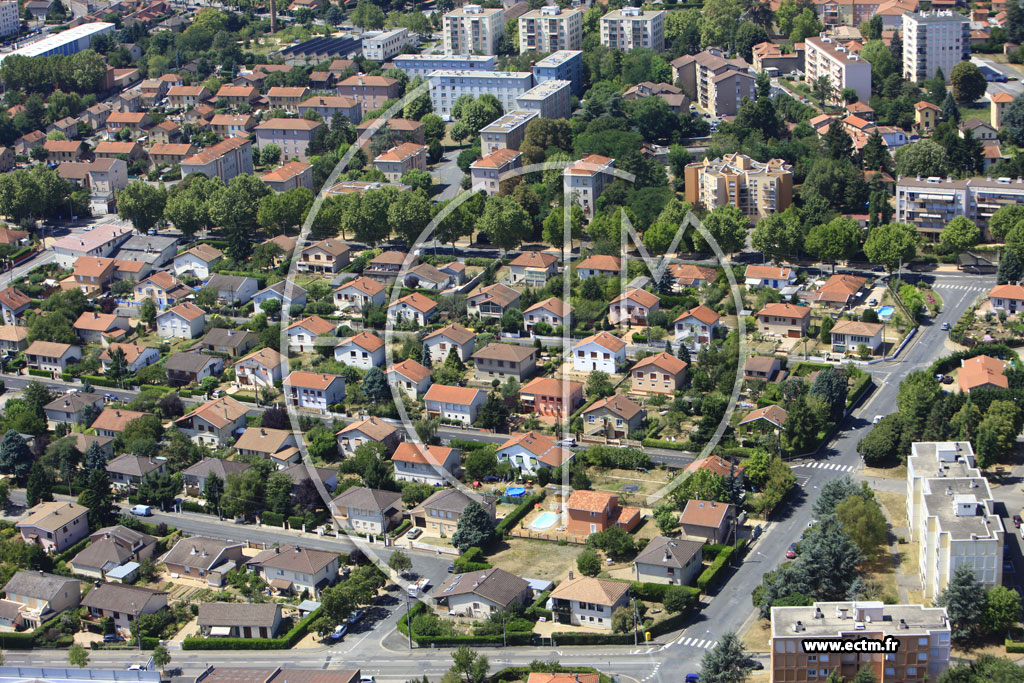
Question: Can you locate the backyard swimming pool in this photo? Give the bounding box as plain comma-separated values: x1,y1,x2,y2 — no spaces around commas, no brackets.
531,511,559,530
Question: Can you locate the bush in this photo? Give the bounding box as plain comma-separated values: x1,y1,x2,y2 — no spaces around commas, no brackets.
27,368,52,377
389,519,411,538
697,546,734,592
453,547,492,572
641,438,690,451
1006,638,1024,653
182,608,320,650
287,515,305,529
262,511,285,527
930,343,1017,376
80,374,121,388
495,492,544,535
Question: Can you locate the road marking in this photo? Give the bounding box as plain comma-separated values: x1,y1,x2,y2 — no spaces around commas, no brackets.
791,462,855,472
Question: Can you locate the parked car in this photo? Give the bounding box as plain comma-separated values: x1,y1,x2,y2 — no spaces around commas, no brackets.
129,504,152,517
941,322,950,330
447,564,455,573
327,624,347,641
873,415,883,424
942,375,954,385
407,528,423,540
1013,514,1022,528
786,543,798,559
348,610,364,625
685,675,700,683
103,634,125,643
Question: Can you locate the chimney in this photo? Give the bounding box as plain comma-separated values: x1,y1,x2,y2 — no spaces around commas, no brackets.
899,618,908,629
792,620,804,633
190,545,198,555
568,571,574,580
274,547,280,554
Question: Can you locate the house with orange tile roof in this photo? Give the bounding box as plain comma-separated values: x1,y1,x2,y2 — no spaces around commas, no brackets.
572,331,627,373
471,343,538,382
524,297,572,334
298,95,361,123
233,427,300,466
519,377,584,419
470,148,522,196
468,283,521,318
496,431,573,474
149,143,197,169
508,251,559,287
547,574,631,629
284,372,346,413
914,100,940,133
631,352,687,395
91,408,148,438
174,396,250,447
44,139,85,163
575,254,621,279
156,302,206,339
992,90,1014,129
173,244,223,279
267,86,310,113
673,304,721,351
336,417,401,458
72,311,130,344
333,332,385,369
744,264,796,289
0,325,28,354
255,118,323,162
563,155,615,219
387,359,432,399
180,137,254,184
392,442,460,484
333,276,386,311
260,161,313,193
756,303,810,338
208,113,257,139
233,347,288,389
0,285,31,325
988,283,1024,315
373,141,427,182
424,384,487,425
167,85,212,109
387,292,438,326
99,343,159,374
830,320,884,354
738,404,788,434
680,499,735,544
669,263,718,289
338,74,401,110
26,341,80,374
609,288,660,326
809,274,867,309
566,490,641,536
93,141,146,163
133,271,191,310
71,256,117,294
215,85,259,107
959,355,1008,394
285,315,336,353
582,395,646,439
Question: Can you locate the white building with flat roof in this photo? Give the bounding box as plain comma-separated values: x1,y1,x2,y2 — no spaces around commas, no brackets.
393,54,496,79
600,7,664,52
518,6,583,54
564,155,615,219
362,28,416,61
443,4,505,56
533,50,583,96
903,11,970,83
907,441,1003,599
479,110,538,156
804,34,872,105
0,22,113,62
516,80,572,120
0,2,19,37
428,71,535,121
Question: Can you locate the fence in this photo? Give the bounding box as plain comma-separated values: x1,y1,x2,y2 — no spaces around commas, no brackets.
409,539,460,555
505,528,587,544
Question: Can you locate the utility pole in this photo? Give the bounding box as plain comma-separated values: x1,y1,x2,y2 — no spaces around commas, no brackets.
404,589,412,650
501,610,506,648
632,597,639,646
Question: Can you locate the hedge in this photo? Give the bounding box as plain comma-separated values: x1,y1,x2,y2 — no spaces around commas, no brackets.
287,515,305,530
0,612,68,649
448,439,498,452
52,537,91,565
262,511,285,527
846,373,873,409
389,519,411,538
27,368,52,377
629,582,699,602
182,607,320,650
697,545,734,592
80,375,122,388
930,343,1018,376
1006,638,1024,653
550,631,634,645
495,492,544,536
525,589,552,620
396,601,534,646
641,438,691,451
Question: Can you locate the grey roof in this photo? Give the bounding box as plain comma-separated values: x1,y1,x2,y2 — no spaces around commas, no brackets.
207,274,256,291
71,536,133,570
0,668,160,682
119,234,178,253
280,462,335,487
105,454,163,478
246,545,340,574
182,457,251,480
2,571,80,601
165,351,221,373
634,536,704,569
434,568,528,608
163,536,242,571
91,524,155,548
198,601,281,627
261,280,306,297
43,393,103,414
0,600,21,621
413,488,494,515
81,583,166,616
332,486,402,514
203,328,256,349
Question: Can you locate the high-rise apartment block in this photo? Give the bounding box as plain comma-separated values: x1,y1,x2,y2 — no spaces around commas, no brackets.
518,6,583,54
771,601,951,683
428,71,534,121
895,175,1024,240
902,11,970,83
672,50,755,117
907,441,1003,599
393,54,496,79
804,34,872,105
600,7,664,52
684,153,793,221
564,155,615,219
532,50,583,96
479,111,538,156
0,2,19,37
443,4,505,56
516,80,572,120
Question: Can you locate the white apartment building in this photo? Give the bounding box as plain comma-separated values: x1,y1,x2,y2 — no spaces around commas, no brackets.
903,11,970,83
393,54,496,79
0,2,19,37
804,34,872,105
479,110,538,156
443,4,505,56
564,155,615,219
516,79,572,120
907,441,1003,599
362,28,416,61
428,71,535,121
518,6,583,54
600,7,665,52
895,175,1024,241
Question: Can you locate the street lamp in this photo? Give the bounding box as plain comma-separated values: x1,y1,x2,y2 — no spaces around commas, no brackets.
404,589,412,650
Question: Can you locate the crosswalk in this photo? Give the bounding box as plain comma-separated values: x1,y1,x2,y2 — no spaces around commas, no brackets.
674,636,718,650
934,284,988,292
790,462,856,472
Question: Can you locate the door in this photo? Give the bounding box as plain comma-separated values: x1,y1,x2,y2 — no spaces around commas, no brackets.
787,329,801,338
590,524,597,533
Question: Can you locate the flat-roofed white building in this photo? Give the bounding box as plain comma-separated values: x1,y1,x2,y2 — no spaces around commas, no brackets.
428,71,535,121
903,11,970,83
804,34,872,105
894,175,1024,241
564,155,615,219
532,50,584,96
907,441,1003,599
479,110,538,156
600,7,664,52
0,1,19,37
518,6,583,54
393,54,496,79
516,79,572,120
362,28,417,61
443,4,505,56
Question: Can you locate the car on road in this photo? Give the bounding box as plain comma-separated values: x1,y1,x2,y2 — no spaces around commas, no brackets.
685,675,700,682
786,543,798,559
873,415,883,424
448,564,455,573
407,528,423,540
1014,514,1022,528
127,665,146,671
872,265,885,272
129,504,152,517
360,677,376,683
941,322,951,330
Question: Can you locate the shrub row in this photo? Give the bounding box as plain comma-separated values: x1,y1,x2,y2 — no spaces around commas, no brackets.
549,631,634,645
629,582,699,603
641,438,690,451
495,493,544,536
262,511,285,527
846,373,873,408
79,375,122,388
52,537,90,566
697,546,734,592
389,519,411,538
930,343,1017,376
0,612,68,649
525,589,552,620
27,368,52,378
182,607,320,650
1006,638,1024,653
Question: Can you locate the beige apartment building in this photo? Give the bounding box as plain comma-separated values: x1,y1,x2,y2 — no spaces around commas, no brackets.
518,6,583,54
600,7,665,52
374,142,427,182
805,34,872,105
443,4,505,56
672,50,754,117
684,153,793,220
771,601,951,683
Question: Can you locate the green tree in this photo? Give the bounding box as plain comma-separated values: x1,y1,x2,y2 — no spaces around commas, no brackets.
982,585,1021,635
116,181,167,233
940,216,980,254
0,430,32,482
857,414,902,466
653,499,678,534
387,549,413,574
26,461,53,507
751,212,801,263
203,472,224,511
105,346,129,388
822,118,853,159
362,367,389,403
211,174,271,261
894,140,949,178
576,548,601,577
804,217,861,272
351,0,385,28
936,564,985,642
451,501,495,552
671,468,730,505
989,204,1024,241
783,395,821,455
152,644,171,670
695,205,747,254
448,646,489,683
863,222,918,272
699,631,753,683
478,195,531,252
664,585,695,614
941,91,960,123
586,526,637,560
797,515,864,599
463,447,498,481
834,494,888,557
862,131,890,172
951,62,987,104
585,371,614,399
68,643,89,668
79,468,117,528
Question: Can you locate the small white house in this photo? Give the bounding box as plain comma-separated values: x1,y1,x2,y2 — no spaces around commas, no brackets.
173,244,222,279
387,293,437,326
571,332,626,374
284,371,346,414
252,280,307,311
423,384,487,425
524,297,571,334
673,304,720,351
744,265,795,289
99,343,160,374
422,323,475,364
285,316,336,353
333,276,386,311
333,332,385,369
156,303,206,339
387,359,432,399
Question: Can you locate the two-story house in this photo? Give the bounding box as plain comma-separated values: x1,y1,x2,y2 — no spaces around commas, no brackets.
234,427,300,468
298,239,351,274
73,312,130,344
410,488,495,536
233,347,289,389
519,377,583,419
16,502,90,553
424,384,487,425
174,396,249,447
206,274,259,305
508,251,559,287
422,323,475,364
582,395,646,439
547,575,630,630
609,288,660,326
387,292,438,326
673,304,721,351
333,276,386,311
91,408,149,439
755,302,810,338
572,332,626,374
164,352,224,387
25,341,80,374
99,343,160,375
173,244,222,278
679,499,735,544
744,265,796,289
134,271,191,310
336,417,401,458
285,315,336,353
387,359,432,400
0,572,81,629
331,487,403,535
182,458,253,498
630,352,687,395
81,583,167,636
246,545,341,596
467,283,520,318
333,332,385,369
496,431,572,474
393,442,460,485
201,328,257,358
0,286,31,325
633,536,704,586
253,280,307,312
524,297,572,334
43,392,104,428
156,302,206,339
471,343,538,382
566,490,641,536
284,371,346,414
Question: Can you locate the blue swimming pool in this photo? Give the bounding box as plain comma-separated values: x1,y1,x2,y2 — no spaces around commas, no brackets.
531,511,559,530
878,306,894,317
506,486,526,497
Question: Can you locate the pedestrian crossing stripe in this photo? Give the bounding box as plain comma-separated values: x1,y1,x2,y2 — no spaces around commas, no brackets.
678,637,718,649
934,284,987,291
789,462,855,472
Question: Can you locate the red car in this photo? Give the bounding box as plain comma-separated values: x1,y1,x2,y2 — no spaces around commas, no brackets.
786,543,798,559
1014,515,1022,529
